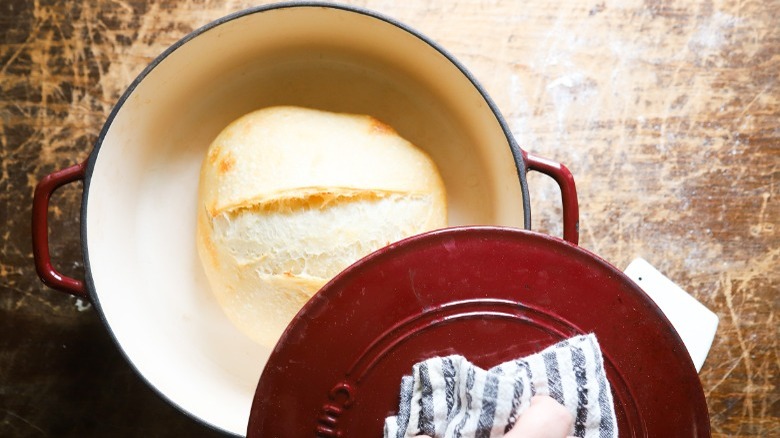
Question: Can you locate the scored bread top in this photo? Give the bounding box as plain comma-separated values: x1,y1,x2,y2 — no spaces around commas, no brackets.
199,106,445,216
196,105,447,346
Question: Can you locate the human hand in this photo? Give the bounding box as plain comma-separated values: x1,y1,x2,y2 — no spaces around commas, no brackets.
416,395,574,438
504,395,574,438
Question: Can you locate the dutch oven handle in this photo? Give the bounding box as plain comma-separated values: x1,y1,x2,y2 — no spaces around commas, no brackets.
31,161,88,299
523,152,579,245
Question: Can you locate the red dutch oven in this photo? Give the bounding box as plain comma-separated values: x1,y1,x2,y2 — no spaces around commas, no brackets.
29,2,709,436
248,224,712,436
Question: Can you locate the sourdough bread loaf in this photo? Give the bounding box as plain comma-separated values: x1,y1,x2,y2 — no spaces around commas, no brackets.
196,106,446,346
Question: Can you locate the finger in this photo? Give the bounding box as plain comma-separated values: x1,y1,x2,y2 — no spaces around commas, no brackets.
505,395,574,438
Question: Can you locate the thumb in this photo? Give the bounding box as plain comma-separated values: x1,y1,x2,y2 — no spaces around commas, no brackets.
505,395,574,438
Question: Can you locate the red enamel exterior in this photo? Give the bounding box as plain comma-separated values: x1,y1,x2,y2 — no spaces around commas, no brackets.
524,151,579,245
31,161,88,298
248,227,710,437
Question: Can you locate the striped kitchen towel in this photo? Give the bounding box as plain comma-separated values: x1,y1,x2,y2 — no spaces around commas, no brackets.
383,334,617,438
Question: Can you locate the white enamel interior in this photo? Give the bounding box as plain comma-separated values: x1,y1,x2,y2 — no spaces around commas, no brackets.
85,6,524,436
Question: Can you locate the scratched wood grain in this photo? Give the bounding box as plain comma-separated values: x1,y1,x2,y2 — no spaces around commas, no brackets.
1,0,777,436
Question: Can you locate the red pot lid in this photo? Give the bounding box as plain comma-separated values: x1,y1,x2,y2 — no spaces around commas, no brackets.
247,227,710,437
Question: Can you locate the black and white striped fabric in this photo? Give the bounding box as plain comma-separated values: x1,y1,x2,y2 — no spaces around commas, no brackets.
383,334,617,438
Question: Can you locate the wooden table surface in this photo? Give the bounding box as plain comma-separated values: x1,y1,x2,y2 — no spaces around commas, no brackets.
1,0,777,436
